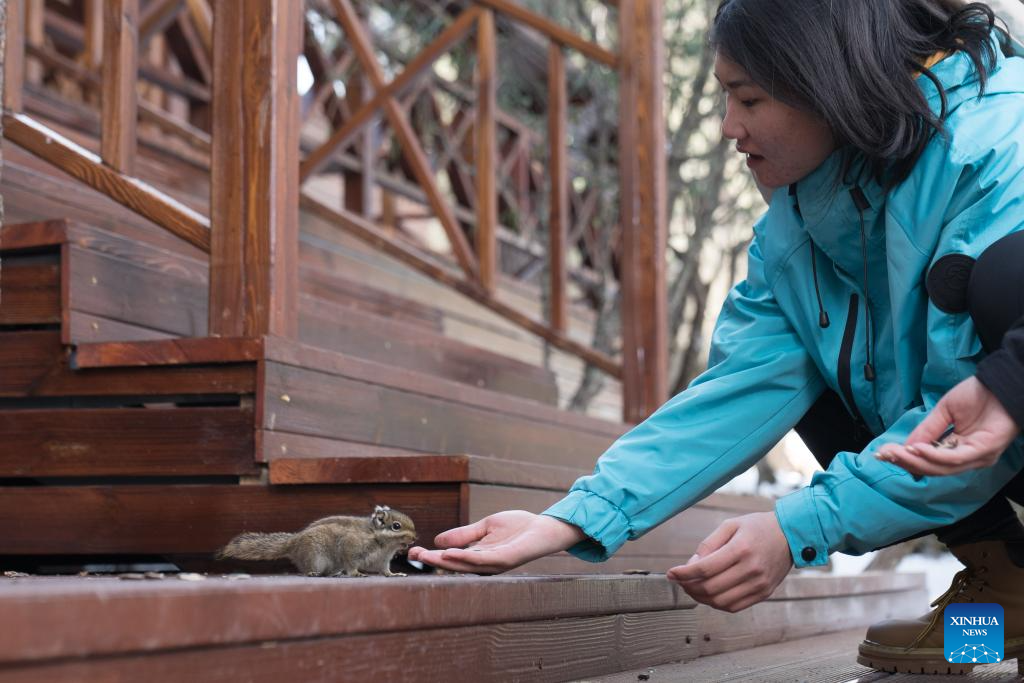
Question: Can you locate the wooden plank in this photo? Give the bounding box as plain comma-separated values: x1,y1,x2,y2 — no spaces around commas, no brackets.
476,9,498,292
471,0,618,68
0,407,258,477
0,484,461,555
328,0,479,283
209,0,300,338
0,610,700,683
618,0,668,422
69,312,174,343
3,0,24,112
262,336,626,437
262,361,616,469
0,574,692,665
548,42,569,333
101,0,139,175
71,337,262,369
0,251,61,325
23,0,44,85
0,331,255,397
299,6,484,182
269,455,470,485
2,113,211,252
0,218,69,250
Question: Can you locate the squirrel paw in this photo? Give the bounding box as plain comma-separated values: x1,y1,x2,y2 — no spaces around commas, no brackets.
384,571,407,577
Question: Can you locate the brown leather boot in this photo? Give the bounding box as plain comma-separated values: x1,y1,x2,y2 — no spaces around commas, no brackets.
857,540,1024,674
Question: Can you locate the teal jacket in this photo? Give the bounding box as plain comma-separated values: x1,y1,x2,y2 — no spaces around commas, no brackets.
544,37,1024,568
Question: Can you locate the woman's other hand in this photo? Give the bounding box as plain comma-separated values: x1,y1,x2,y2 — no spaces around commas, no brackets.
878,377,1021,476
407,510,587,574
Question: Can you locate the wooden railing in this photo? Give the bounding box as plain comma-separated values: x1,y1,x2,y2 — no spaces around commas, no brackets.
1,0,666,422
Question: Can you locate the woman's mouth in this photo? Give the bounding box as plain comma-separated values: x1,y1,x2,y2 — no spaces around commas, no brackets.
746,153,765,168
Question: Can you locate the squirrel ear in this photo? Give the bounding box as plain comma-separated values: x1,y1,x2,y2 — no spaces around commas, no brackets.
372,508,387,527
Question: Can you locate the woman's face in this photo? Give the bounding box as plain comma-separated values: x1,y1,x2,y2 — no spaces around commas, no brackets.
715,53,836,190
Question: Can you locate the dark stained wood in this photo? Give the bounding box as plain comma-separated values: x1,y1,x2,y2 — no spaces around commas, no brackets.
101,0,139,175
0,251,61,325
547,42,569,333
341,75,374,216
476,9,498,292
0,610,699,683
138,0,183,45
2,113,212,251
82,0,104,69
0,219,70,250
0,484,460,555
258,432,433,462
261,336,626,437
209,0,300,338
71,337,263,369
472,0,618,67
0,407,258,477
618,0,668,423
298,6,483,182
3,0,25,112
23,0,44,85
0,331,256,397
70,312,173,343
185,0,213,58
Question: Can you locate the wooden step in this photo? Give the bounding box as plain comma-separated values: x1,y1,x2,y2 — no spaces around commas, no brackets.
0,571,926,682
0,218,559,404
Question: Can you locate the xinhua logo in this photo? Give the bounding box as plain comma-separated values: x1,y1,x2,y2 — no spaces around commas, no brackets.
944,603,1004,664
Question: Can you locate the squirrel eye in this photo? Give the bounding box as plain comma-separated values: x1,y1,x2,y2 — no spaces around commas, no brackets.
391,522,402,530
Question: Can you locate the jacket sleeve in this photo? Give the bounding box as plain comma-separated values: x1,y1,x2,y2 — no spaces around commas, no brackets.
776,131,1024,567
976,316,1024,429
542,230,826,562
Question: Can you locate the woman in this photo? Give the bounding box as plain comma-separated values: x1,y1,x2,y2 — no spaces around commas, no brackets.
410,0,1024,673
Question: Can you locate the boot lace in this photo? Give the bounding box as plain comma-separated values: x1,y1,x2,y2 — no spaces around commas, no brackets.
906,566,990,651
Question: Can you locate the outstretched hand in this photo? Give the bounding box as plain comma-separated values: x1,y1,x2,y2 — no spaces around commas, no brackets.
408,510,586,574
877,377,1021,477
667,511,793,613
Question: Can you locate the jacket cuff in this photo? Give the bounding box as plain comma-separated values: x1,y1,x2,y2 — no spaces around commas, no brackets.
775,487,830,568
541,489,632,563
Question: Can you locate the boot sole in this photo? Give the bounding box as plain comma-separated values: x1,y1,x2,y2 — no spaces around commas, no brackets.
858,639,1024,675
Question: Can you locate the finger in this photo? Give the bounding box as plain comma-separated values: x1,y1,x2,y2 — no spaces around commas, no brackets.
438,547,521,569
883,448,960,477
433,519,490,549
668,542,742,583
411,549,502,574
669,520,740,583
907,442,990,473
674,560,757,599
904,403,954,446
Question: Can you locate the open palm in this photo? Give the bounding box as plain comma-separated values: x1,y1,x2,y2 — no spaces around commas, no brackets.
408,510,585,574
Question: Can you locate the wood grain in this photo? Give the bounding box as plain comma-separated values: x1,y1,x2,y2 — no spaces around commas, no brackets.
101,0,139,174
0,251,61,325
3,0,25,111
0,407,258,477
476,9,498,292
209,0,300,338
548,42,569,333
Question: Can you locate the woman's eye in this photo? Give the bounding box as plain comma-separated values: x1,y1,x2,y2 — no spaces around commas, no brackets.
741,99,759,108
391,522,402,530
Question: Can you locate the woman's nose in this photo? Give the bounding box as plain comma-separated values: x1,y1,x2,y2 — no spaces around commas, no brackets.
721,103,746,141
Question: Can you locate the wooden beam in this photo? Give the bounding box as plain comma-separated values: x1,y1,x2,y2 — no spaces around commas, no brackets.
139,0,183,45
343,74,374,217
471,0,618,68
3,112,211,252
83,0,104,68
618,0,667,423
209,1,301,338
24,0,44,84
102,0,139,175
329,0,479,283
548,42,569,334
476,9,498,292
185,0,213,57
4,0,24,112
299,6,482,181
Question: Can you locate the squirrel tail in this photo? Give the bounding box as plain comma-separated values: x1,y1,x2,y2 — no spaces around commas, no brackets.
216,532,295,561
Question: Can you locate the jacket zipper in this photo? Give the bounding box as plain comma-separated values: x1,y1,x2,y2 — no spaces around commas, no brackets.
838,294,869,428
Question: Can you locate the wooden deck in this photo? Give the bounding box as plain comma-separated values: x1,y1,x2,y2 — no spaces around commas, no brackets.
0,571,928,682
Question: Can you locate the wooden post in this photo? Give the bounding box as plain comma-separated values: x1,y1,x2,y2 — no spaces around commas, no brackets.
547,41,568,333
476,9,498,292
3,0,24,112
344,74,375,217
618,0,667,423
24,0,43,84
209,1,301,339
102,0,139,175
84,0,104,69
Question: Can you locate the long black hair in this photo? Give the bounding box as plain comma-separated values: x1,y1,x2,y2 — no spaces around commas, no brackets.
710,1,1011,187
